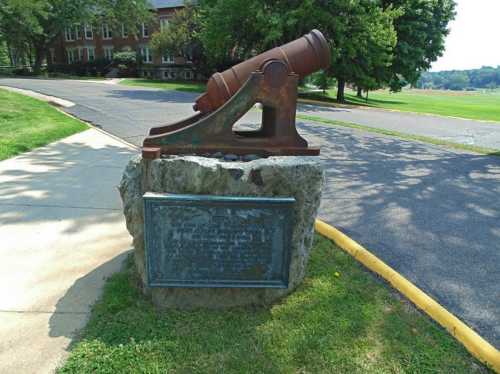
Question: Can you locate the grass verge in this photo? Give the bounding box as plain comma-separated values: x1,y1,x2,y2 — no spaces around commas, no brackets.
0,88,88,160
119,79,206,93
298,114,500,157
300,88,500,123
58,235,490,373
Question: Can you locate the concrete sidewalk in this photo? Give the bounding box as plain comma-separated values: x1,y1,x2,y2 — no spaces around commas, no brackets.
0,129,137,373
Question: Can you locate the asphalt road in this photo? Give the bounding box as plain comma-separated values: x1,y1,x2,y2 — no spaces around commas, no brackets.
1,78,499,348
299,103,500,150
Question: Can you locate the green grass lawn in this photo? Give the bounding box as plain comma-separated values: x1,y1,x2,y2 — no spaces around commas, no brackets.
119,78,500,123
301,88,500,122
0,89,88,160
120,79,206,93
58,235,490,373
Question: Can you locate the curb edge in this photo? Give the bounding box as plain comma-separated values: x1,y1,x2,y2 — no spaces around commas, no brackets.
315,218,500,372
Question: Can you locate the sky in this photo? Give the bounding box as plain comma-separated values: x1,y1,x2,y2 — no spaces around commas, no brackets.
431,0,500,72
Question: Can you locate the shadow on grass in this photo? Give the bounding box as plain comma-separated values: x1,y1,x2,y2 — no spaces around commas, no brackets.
299,91,405,107
56,236,487,373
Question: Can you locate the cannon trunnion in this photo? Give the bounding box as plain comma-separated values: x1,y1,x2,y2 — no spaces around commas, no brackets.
142,29,331,159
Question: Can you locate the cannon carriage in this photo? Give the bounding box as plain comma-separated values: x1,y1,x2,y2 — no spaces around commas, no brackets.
142,29,331,159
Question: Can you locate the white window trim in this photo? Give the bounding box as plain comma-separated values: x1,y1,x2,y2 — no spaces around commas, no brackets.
141,47,152,64
84,25,93,40
77,47,84,62
86,47,95,62
65,28,75,42
103,46,114,61
142,23,149,38
67,48,77,64
102,24,112,40
162,53,174,64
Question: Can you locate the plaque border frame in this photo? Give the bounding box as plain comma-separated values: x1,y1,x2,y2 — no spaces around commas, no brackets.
143,192,295,289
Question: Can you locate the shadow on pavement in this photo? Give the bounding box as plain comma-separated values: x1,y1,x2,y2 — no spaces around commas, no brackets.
106,88,198,105
48,251,130,341
0,140,135,234
298,103,352,114
298,121,500,348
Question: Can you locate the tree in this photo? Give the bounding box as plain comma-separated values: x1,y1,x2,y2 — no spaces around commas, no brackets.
444,71,469,90
198,0,281,70
197,0,400,102
380,0,456,91
312,70,335,94
150,3,210,77
0,0,153,74
416,66,500,91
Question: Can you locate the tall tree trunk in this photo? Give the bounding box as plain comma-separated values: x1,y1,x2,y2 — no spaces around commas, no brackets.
357,86,363,98
6,42,15,66
337,78,346,103
33,46,45,75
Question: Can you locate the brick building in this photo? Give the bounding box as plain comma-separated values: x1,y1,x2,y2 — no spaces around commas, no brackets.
49,0,196,80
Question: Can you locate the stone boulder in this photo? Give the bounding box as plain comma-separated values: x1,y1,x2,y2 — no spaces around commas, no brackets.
119,155,324,309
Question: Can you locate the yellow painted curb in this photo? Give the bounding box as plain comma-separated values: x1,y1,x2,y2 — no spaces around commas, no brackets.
315,219,500,372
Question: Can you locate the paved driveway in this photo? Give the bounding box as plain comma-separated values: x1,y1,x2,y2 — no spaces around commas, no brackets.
1,78,499,348
299,103,500,150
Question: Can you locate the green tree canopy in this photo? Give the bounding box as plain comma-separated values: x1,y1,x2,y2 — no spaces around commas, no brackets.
0,0,153,73
381,0,456,91
196,0,401,102
150,3,211,76
417,66,500,90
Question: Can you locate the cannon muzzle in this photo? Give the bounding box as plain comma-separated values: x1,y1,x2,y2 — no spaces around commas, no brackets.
194,29,330,113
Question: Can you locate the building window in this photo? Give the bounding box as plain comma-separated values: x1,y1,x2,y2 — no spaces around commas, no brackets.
103,47,114,61
140,47,152,64
65,27,75,42
102,24,113,40
162,53,174,64
78,48,84,62
67,49,77,64
75,26,81,40
121,24,128,38
142,23,149,38
160,18,170,31
185,70,193,80
87,47,95,62
84,25,93,40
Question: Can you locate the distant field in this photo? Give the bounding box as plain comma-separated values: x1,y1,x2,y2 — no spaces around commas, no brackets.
119,79,500,123
302,88,500,122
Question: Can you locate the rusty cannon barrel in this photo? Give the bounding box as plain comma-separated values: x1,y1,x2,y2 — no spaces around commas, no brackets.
194,29,330,113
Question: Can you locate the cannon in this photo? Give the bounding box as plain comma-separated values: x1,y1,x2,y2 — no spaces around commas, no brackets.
142,29,331,159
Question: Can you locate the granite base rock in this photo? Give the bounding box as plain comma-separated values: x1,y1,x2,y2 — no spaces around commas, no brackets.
119,155,324,309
